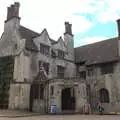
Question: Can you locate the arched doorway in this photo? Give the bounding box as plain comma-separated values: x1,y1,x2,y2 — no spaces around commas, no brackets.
99,88,109,103
61,88,75,111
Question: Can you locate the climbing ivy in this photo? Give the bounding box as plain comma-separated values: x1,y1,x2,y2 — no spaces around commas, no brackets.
0,56,14,109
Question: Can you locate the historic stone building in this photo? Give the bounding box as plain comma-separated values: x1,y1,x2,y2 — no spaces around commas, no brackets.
1,2,120,114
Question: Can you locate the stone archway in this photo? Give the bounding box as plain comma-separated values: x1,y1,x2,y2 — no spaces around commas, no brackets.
29,62,48,112
61,87,75,111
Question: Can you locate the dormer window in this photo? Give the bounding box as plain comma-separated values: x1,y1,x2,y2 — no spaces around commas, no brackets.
58,50,64,59
40,44,49,55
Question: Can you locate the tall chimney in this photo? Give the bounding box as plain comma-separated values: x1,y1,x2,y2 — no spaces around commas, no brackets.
64,22,72,35
117,19,120,36
5,2,20,22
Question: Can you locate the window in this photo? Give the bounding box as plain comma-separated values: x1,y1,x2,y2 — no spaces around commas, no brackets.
50,85,54,96
58,50,64,59
86,85,90,97
99,88,109,103
39,61,49,74
101,63,113,74
88,68,94,76
51,49,57,58
57,65,65,78
40,44,49,55
14,44,17,49
79,71,86,80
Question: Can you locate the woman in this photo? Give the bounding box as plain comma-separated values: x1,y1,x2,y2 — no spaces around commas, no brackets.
97,101,104,115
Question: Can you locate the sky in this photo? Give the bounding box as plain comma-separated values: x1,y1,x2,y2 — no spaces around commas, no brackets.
0,0,120,47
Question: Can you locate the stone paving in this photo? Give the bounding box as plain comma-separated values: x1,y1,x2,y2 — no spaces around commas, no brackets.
0,115,120,120
0,110,120,120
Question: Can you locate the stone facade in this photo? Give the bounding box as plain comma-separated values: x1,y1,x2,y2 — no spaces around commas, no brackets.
1,2,120,114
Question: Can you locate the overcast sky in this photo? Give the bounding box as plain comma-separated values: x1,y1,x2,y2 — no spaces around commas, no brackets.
0,0,120,47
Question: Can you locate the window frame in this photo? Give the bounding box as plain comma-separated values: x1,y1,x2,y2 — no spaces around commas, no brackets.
101,63,114,75
79,71,86,80
40,44,50,56
50,85,54,96
57,65,65,78
57,50,65,59
99,88,109,103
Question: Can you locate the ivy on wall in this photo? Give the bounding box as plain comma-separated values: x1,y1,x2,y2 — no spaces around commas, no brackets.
0,56,14,109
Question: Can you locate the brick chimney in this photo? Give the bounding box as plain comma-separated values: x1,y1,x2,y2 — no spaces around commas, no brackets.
117,19,120,56
5,2,20,22
64,22,72,35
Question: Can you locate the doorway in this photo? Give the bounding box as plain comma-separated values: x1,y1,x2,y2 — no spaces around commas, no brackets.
61,88,75,111
29,83,44,112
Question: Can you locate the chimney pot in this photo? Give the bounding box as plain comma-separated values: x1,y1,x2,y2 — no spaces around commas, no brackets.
6,2,20,22
117,19,120,36
64,21,72,35
15,2,20,7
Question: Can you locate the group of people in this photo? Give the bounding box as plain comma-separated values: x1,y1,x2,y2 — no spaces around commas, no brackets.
83,101,104,115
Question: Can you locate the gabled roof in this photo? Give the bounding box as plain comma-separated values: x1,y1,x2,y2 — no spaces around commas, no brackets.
19,26,40,51
50,38,57,44
75,38,119,65
19,26,57,51
38,28,57,44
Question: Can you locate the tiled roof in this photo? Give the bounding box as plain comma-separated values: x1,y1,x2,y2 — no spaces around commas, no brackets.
19,26,57,50
19,26,40,51
74,38,119,65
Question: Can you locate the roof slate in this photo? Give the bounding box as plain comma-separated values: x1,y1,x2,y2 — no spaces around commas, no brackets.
19,26,57,50
19,26,40,51
75,38,119,65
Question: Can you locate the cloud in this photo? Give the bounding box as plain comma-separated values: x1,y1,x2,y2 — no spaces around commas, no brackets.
74,0,120,23
75,36,108,47
0,0,94,40
96,0,120,23
0,0,119,46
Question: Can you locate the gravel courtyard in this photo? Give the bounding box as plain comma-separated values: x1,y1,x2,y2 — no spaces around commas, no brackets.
0,110,120,120
0,115,120,120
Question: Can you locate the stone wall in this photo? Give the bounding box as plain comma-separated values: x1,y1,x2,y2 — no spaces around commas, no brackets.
48,79,87,113
9,83,30,110
88,62,120,113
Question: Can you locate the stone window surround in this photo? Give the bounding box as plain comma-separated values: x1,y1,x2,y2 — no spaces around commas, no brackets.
57,65,65,78
57,49,65,59
40,43,50,56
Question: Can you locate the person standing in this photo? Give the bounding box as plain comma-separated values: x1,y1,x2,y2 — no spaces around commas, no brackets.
97,101,104,115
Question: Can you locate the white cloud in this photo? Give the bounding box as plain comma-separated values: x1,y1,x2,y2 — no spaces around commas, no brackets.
0,0,94,40
73,0,120,23
90,0,120,23
75,36,108,47
96,0,120,23
0,0,119,44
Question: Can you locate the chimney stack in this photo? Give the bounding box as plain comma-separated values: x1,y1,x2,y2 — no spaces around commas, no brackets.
6,2,20,22
64,22,72,35
117,19,120,36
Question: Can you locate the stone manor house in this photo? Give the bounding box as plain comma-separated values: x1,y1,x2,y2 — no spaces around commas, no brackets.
1,2,120,114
